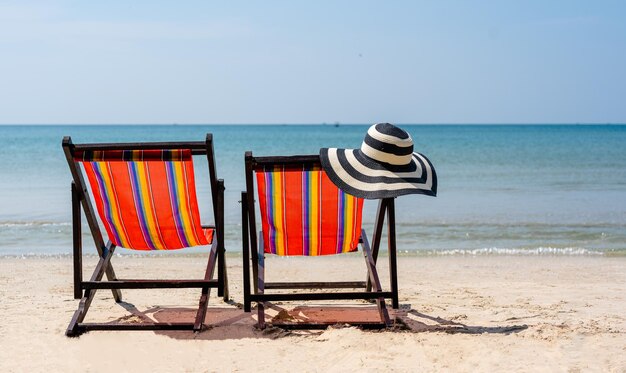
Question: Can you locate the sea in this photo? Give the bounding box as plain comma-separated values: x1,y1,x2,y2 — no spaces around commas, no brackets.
1,124,625,256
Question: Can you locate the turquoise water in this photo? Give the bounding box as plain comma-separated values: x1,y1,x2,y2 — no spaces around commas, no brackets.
1,124,625,256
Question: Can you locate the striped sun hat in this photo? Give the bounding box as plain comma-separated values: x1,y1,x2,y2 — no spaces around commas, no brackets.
319,123,437,199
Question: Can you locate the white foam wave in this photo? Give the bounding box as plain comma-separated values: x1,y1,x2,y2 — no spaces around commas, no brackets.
0,221,70,227
424,247,605,256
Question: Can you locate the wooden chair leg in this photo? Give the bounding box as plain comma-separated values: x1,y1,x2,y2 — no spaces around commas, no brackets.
194,241,219,332
71,182,83,300
361,231,392,327
257,238,266,329
241,192,252,312
366,199,387,292
221,255,229,302
105,265,123,303
216,179,226,298
387,199,399,309
220,182,228,301
66,245,116,337
193,290,210,333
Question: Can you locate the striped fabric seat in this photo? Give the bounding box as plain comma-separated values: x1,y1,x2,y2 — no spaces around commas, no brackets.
256,165,364,256
75,149,212,250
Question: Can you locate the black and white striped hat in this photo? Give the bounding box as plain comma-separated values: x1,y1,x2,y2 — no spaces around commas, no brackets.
320,123,437,199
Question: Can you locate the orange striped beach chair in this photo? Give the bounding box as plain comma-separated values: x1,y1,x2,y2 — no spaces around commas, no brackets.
242,152,399,329
61,135,227,336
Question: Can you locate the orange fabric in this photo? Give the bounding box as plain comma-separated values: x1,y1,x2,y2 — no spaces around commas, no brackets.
256,166,364,256
78,150,211,250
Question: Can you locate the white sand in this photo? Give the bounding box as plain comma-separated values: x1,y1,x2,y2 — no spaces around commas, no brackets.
0,255,624,372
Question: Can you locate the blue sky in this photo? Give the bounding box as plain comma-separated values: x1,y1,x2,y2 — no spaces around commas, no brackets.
0,1,625,124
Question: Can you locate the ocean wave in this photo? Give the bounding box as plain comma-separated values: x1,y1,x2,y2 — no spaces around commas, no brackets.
3,247,622,258
0,221,70,227
421,247,607,256
390,221,626,229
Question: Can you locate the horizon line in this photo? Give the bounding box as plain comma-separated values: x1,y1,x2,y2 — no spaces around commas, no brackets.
1,122,625,126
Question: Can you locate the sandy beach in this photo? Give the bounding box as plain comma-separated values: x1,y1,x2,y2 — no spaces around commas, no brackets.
2,0,626,371
0,254,624,372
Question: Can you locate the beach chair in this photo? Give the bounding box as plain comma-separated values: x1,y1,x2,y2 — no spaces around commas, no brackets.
241,153,399,329
61,135,228,336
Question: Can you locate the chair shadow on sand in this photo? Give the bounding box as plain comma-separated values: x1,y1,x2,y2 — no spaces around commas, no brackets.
395,305,528,335
100,301,527,340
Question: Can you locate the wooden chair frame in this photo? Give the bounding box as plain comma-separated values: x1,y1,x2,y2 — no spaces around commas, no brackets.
62,134,228,337
241,152,399,329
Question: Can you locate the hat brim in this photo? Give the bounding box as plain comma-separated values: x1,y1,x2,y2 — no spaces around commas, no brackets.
320,148,437,199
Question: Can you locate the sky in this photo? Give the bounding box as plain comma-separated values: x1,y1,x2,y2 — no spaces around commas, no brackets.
0,1,625,124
